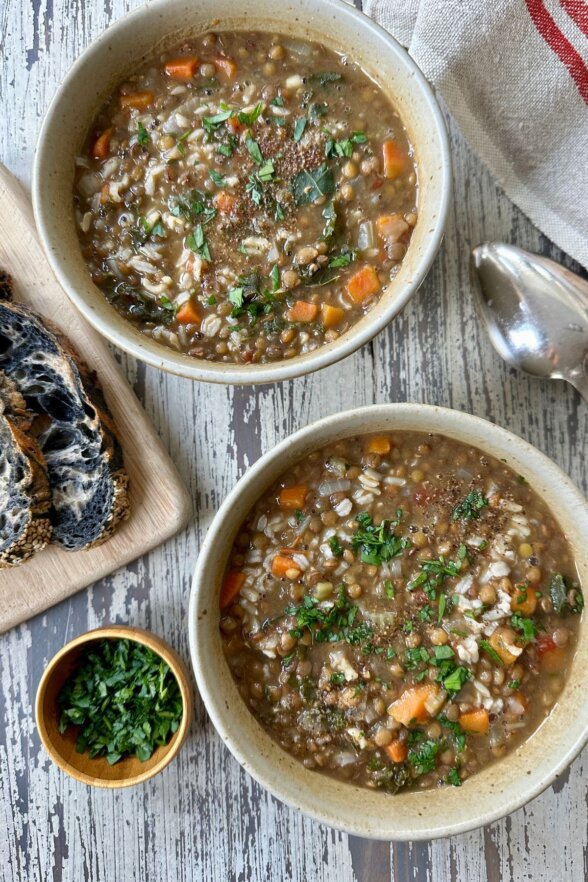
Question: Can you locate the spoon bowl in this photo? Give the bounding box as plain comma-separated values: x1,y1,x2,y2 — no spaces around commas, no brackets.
471,242,588,400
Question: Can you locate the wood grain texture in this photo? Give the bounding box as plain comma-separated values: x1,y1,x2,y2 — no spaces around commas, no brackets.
0,166,191,633
1,1,587,880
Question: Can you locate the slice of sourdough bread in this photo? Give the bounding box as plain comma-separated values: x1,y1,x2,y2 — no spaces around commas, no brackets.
0,276,130,551
0,374,52,567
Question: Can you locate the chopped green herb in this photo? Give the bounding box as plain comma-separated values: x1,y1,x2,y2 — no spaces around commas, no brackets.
270,95,285,107
309,101,329,119
386,647,396,660
137,121,150,146
291,163,335,205
285,586,373,646
186,224,211,261
446,767,462,787
309,71,343,86
508,678,522,690
274,201,285,221
206,295,217,306
330,672,346,686
328,535,344,557
407,739,440,776
511,613,538,642
328,248,355,268
270,264,281,293
202,108,234,133
322,201,337,239
438,715,466,752
351,512,411,566
385,579,395,600
517,474,528,485
237,101,265,126
294,508,305,523
208,168,226,187
437,593,446,622
404,647,430,669
480,639,505,666
442,665,470,694
451,490,489,521
58,638,183,764
245,134,264,165
549,573,584,615
293,117,307,142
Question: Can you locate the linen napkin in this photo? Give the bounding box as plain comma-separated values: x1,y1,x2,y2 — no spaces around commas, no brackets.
364,0,588,269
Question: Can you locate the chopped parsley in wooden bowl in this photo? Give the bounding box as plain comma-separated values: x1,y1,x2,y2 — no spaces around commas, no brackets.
35,626,192,787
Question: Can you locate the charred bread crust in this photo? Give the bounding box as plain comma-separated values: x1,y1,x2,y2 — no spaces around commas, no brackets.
0,374,51,567
0,291,130,551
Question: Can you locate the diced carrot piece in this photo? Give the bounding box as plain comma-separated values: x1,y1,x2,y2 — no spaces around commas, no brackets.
385,739,407,763
214,191,238,215
215,57,238,80
91,128,112,160
287,301,319,322
227,116,246,135
510,585,537,616
347,265,380,304
389,684,439,726
488,628,521,666
511,691,529,712
376,213,409,242
321,304,345,329
272,555,301,578
120,91,154,110
100,182,111,205
279,485,308,510
459,708,489,735
176,301,201,325
382,139,408,179
220,571,245,609
540,645,567,674
366,436,391,455
164,57,199,80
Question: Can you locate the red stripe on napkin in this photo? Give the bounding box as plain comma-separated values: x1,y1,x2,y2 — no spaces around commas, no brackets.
524,0,588,103
560,0,588,38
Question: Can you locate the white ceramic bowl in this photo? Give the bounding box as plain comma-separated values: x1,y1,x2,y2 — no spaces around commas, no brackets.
189,404,588,839
33,0,450,385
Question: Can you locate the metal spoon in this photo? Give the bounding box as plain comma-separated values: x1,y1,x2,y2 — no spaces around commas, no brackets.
471,242,588,402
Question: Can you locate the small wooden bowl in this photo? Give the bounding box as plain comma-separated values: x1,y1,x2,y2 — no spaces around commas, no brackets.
35,625,193,788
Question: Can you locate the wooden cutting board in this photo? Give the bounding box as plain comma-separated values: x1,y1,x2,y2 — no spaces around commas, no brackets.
0,165,192,633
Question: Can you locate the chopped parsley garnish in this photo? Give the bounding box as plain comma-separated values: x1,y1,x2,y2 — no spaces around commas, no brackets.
330,672,346,686
309,71,343,86
351,512,411,566
186,224,211,261
408,548,467,601
270,95,285,107
58,638,183,764
137,120,150,146
270,264,281,292
245,134,264,165
294,508,305,523
328,535,344,557
446,767,462,787
328,248,355,268
324,131,368,159
479,639,505,666
404,647,430,669
442,665,471,694
407,739,440,776
511,613,538,642
438,715,466,752
285,587,373,646
549,573,584,615
216,136,237,157
226,272,275,323
237,101,265,126
291,163,335,205
293,117,307,142
385,579,395,600
451,490,489,521
169,188,216,224
508,678,522,690
202,108,234,133
206,295,217,306
208,168,226,187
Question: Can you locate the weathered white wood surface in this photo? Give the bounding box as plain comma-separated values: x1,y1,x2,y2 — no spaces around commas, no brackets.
1,1,587,880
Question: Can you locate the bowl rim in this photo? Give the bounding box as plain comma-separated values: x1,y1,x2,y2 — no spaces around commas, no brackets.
32,0,451,385
35,624,193,788
189,403,588,838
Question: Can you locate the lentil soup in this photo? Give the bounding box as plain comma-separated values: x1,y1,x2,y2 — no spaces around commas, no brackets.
74,32,417,364
219,432,583,793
